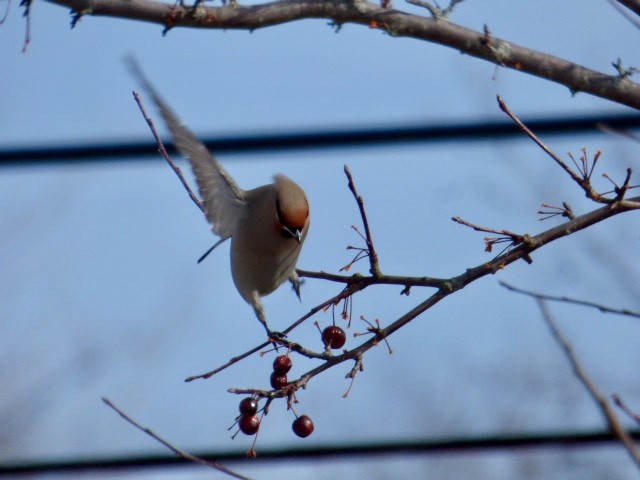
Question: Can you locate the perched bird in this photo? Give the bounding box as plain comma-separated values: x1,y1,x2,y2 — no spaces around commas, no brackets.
130,64,310,338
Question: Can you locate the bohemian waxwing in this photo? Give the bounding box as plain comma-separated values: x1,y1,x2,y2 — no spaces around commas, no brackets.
131,66,310,338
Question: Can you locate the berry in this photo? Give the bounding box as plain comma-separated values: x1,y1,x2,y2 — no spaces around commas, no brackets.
238,414,260,435
322,326,346,349
292,415,314,438
270,372,288,390
238,397,259,416
273,355,292,374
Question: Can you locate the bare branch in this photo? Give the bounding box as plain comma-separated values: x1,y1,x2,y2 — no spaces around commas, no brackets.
451,216,533,258
614,394,640,425
344,165,381,277
43,0,640,110
535,301,640,468
102,398,253,480
498,96,640,208
132,90,205,214
497,95,607,202
0,0,12,24
185,285,355,382
19,0,32,52
500,281,640,319
193,194,640,388
297,268,446,288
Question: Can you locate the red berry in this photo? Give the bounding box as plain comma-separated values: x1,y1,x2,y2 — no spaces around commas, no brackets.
322,326,346,349
238,414,260,435
273,355,292,374
270,372,288,390
238,397,259,416
292,415,314,438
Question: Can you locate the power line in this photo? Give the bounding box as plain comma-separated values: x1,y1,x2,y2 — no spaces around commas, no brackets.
1,113,639,166
2,429,640,475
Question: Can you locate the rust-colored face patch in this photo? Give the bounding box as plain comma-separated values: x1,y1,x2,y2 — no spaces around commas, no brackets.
276,198,308,230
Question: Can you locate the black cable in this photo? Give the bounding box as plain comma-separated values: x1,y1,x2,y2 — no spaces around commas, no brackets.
2,429,640,475
1,113,639,166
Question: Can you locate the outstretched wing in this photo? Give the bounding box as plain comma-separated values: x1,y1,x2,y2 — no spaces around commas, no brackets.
129,59,246,239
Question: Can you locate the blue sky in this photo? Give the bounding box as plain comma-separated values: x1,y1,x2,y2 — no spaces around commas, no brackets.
2,1,640,478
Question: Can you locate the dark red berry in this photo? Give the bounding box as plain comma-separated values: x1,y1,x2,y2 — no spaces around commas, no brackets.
292,415,314,438
322,326,346,349
238,397,259,416
238,414,260,435
270,372,288,389
273,355,292,374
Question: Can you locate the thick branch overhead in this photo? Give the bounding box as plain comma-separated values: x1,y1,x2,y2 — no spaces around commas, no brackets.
48,0,640,110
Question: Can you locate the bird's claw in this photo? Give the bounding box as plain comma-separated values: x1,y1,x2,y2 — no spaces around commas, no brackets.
290,276,303,301
268,330,287,341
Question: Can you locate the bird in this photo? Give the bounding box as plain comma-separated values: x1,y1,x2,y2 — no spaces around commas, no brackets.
129,62,310,338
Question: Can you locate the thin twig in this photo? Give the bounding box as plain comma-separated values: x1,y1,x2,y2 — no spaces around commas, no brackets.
496,95,607,203
404,0,438,17
535,301,640,467
500,281,640,319
297,269,447,288
185,286,355,382
344,165,381,276
451,216,527,240
452,216,533,259
185,341,269,382
598,122,640,142
102,398,253,480
497,95,581,181
613,394,640,425
537,202,575,221
20,0,31,52
0,0,11,24
132,91,205,214
404,0,463,18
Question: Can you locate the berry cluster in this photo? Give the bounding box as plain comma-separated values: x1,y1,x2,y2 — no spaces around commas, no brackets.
271,354,315,437
236,353,315,439
235,322,350,442
237,397,260,435
270,354,292,389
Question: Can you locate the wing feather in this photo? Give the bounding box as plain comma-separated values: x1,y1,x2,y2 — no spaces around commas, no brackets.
129,60,246,239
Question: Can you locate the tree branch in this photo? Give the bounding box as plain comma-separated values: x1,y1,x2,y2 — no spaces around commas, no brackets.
344,165,381,277
534,301,640,468
614,395,640,426
500,282,640,320
102,398,252,480
46,0,640,110
192,193,640,387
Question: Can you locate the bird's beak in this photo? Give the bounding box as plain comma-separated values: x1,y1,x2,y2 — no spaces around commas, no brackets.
285,226,303,243
281,225,304,243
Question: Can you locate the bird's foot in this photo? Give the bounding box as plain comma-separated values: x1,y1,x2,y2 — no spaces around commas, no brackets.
268,330,287,342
